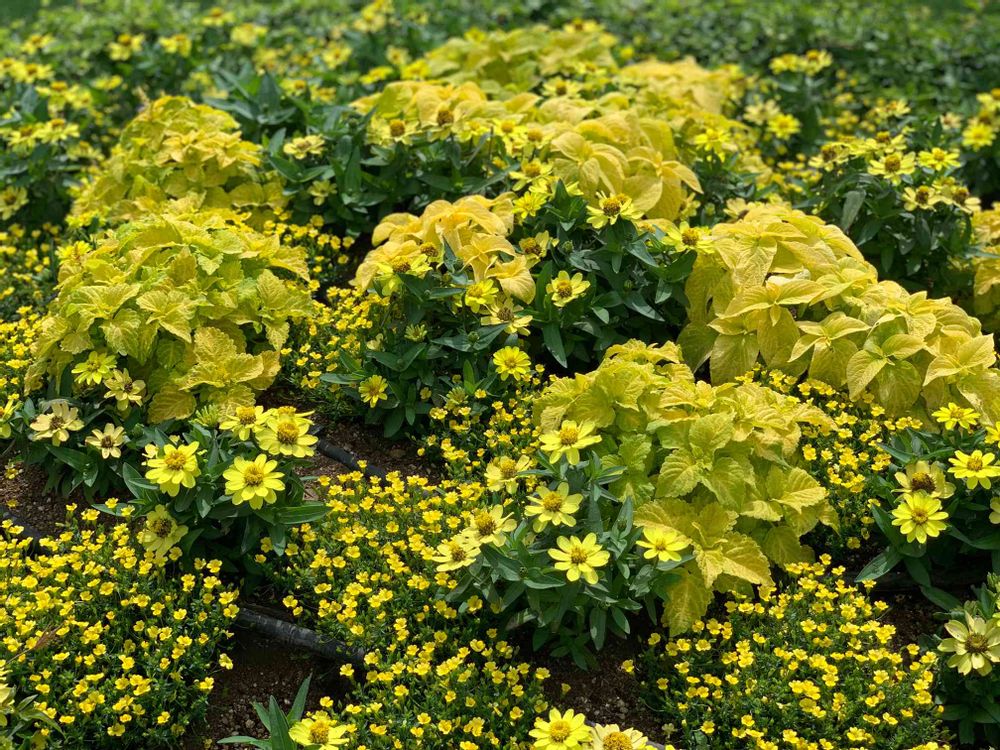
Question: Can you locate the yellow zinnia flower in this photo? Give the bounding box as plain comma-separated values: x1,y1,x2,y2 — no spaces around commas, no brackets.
637,527,688,563
549,533,610,585
890,491,948,543
492,346,532,382
932,402,980,430
525,482,582,531
949,449,1000,490
539,420,602,464
256,411,317,458
288,714,351,748
529,708,590,749
224,454,285,510
938,613,1000,676
145,442,201,497
30,400,84,446
545,271,590,307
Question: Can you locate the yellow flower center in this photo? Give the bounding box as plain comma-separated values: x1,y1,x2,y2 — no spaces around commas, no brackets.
150,518,174,538
49,416,65,430
554,280,574,298
558,425,580,445
389,119,406,137
524,162,541,177
681,228,700,247
474,511,497,535
910,507,929,524
243,465,265,487
164,451,187,470
548,720,572,742
541,492,564,513
967,632,990,654
309,721,330,744
276,422,300,445
967,456,984,472
604,732,634,750
521,238,539,255
909,473,935,492
499,458,518,479
601,197,623,216
101,436,116,449
570,547,589,565
390,256,411,272
883,154,901,172
236,406,257,425
436,108,454,126
448,542,467,562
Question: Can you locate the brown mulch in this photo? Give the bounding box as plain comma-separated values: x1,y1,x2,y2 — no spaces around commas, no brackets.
0,461,72,537
181,629,350,750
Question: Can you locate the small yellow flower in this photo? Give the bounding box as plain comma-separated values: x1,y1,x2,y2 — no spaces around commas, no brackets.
492,347,532,382
539,420,602,464
137,505,188,558
637,527,688,563
30,401,84,446
586,192,640,229
546,271,590,307
145,442,201,497
949,449,1000,490
256,411,317,458
529,708,590,748
939,613,1000,675
358,375,389,408
288,714,351,748
85,423,126,459
525,482,582,531
224,454,285,510
932,402,980,430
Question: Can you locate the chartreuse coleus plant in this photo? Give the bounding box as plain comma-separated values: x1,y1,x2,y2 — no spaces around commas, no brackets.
438,341,834,655
680,203,1000,423
934,573,1000,747
70,96,285,230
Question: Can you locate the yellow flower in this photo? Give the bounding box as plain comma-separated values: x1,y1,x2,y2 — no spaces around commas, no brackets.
224,454,285,510
85,423,126,459
525,482,582,531
256,411,317,458
868,151,916,183
432,537,480,572
949,449,1000,490
991,497,1000,524
637,527,688,563
529,708,590,749
766,113,801,140
137,505,188,558
283,134,325,160
549,533,610,585
358,375,389,408
104,369,146,411
546,271,590,307
591,723,651,749
894,461,954,500
586,192,641,229
663,221,712,254
492,347,532,382
463,280,499,312
932,402,980,430
288,714,351,748
71,351,118,387
890,491,948,543
938,613,1000,675
461,505,516,546
484,454,531,492
539,420,602,464
220,405,267,441
145,442,201,497
30,401,84,446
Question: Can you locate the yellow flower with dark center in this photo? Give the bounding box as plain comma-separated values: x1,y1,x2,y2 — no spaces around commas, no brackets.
525,482,582,531
949,449,1000,490
145,442,201,497
358,375,389,408
219,405,267,441
549,533,610,584
492,346,532,382
938,614,1000,675
85,423,126,459
461,505,516,546
591,723,651,750
224,454,285,510
890,491,948,543
545,270,590,307
463,280,499,312
529,708,590,749
71,350,118,387
104,369,146,411
586,192,640,229
539,420,602,464
432,536,480,572
894,460,954,500
137,505,188,558
484,454,531,492
256,412,317,458
30,401,84,447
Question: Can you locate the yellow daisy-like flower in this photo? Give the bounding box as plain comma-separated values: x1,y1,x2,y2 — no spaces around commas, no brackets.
71,350,118,387
539,420,602,464
104,369,146,411
525,482,583,531
586,192,641,229
938,613,1000,676
546,270,590,308
932,402,980,430
288,714,351,748
637,527,688,564
484,454,532,492
894,460,954,500
461,505,517,547
219,405,267,441
991,497,1000,525
145,442,201,497
591,723,652,750
492,346,532,382
432,536,480,572
549,533,610,585
29,401,84,447
529,708,590,749
949,449,1000,490
890,491,948,544
137,505,188,559
256,411,317,458
85,423,127,459
663,221,712,255
358,374,389,408
224,454,285,510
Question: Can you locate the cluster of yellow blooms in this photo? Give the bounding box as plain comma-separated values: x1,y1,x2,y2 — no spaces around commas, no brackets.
0,516,238,746
640,557,949,750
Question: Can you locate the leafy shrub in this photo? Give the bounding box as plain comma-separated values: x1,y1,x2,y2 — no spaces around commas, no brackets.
70,96,285,229
680,203,1000,422
935,574,1000,746
639,558,948,750
0,515,239,748
27,212,312,423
